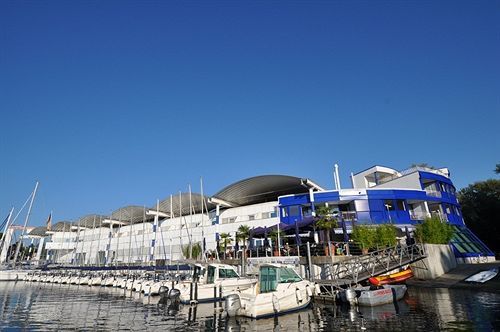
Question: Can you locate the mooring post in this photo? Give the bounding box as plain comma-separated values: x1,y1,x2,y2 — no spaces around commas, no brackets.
189,282,193,301
213,285,217,309
219,285,223,309
306,242,313,281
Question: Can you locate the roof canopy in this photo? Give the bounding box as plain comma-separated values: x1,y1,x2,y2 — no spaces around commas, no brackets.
75,214,109,228
110,206,152,224
28,226,48,237
155,192,214,218
212,175,318,207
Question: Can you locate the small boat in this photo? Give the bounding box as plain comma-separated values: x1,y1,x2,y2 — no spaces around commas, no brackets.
341,284,407,307
225,264,319,319
464,267,499,283
368,268,413,286
174,263,257,303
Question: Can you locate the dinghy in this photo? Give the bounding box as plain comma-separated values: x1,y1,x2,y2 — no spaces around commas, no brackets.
225,264,319,319
340,284,407,307
368,268,413,286
464,267,498,283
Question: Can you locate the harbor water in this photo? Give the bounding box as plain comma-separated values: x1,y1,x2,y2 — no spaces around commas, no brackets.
0,281,499,331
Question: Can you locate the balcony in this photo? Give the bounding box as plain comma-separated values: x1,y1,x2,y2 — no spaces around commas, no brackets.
425,190,442,198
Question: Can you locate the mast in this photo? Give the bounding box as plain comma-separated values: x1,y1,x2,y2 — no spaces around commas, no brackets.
188,185,193,259
200,177,207,262
12,181,39,265
169,194,173,264
0,207,14,262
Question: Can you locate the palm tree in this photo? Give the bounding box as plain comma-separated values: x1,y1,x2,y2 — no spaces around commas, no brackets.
237,225,251,256
219,232,232,259
315,205,338,245
269,229,284,255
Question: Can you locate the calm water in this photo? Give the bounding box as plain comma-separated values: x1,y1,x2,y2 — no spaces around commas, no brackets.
0,281,499,331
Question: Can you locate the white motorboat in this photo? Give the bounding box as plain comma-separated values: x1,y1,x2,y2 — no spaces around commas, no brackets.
225,264,318,319
175,263,257,304
102,274,115,287
340,284,407,306
91,274,103,286
465,267,499,283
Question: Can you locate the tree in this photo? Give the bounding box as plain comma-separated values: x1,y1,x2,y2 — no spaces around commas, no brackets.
495,164,500,174
458,179,500,254
219,233,232,259
269,229,284,254
182,242,202,260
237,225,251,255
414,216,455,245
351,225,376,253
375,224,398,247
315,206,338,244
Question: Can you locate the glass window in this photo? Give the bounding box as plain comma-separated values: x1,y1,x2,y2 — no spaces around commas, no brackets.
219,268,238,279
248,214,255,221
207,266,215,284
281,208,288,217
302,206,312,217
289,206,300,216
396,200,406,211
261,212,271,219
278,268,302,283
259,266,277,293
384,200,395,211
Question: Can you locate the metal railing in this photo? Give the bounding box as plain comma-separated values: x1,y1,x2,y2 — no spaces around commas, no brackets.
315,243,426,288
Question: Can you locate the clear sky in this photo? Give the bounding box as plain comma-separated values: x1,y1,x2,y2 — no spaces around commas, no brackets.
1,0,499,227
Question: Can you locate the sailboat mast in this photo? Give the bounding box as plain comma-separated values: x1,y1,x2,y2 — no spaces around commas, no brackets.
12,181,39,265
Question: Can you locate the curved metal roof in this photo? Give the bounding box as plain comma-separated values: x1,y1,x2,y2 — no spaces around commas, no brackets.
110,205,152,224
50,221,74,232
156,193,214,218
75,214,109,228
213,175,314,206
28,226,48,237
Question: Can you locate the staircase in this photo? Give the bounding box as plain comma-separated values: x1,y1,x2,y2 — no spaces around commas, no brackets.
314,243,426,290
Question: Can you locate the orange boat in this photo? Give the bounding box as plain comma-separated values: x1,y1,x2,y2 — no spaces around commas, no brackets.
369,268,413,286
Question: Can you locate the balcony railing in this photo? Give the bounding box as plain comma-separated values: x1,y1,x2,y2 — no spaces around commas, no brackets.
425,190,442,198
409,212,431,220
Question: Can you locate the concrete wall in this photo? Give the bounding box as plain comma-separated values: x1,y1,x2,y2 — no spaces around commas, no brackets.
411,244,457,280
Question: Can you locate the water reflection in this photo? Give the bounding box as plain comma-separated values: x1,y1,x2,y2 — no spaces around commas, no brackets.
0,282,499,331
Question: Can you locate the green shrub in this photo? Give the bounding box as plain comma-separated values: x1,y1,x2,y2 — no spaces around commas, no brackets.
351,225,377,250
182,242,202,259
375,224,398,247
415,216,455,244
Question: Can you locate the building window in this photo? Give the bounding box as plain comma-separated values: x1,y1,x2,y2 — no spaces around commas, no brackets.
248,214,255,221
261,212,271,219
384,200,395,211
396,200,406,211
289,206,300,216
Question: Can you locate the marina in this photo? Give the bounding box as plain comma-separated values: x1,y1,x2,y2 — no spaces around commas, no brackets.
1,279,499,331
1,164,499,329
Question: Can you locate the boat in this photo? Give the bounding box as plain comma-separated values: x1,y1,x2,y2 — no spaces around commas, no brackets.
224,263,319,319
464,267,499,283
340,284,407,306
174,263,257,303
368,268,413,286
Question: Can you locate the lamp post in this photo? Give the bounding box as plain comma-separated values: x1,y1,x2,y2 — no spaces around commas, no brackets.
385,203,393,224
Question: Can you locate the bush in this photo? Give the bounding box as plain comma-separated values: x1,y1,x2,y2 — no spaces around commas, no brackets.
351,225,376,250
375,224,398,247
415,216,455,244
182,242,202,260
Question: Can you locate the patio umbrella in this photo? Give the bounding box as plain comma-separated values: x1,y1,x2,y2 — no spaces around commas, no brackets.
234,232,239,252
248,228,254,250
342,220,349,242
264,226,269,248
294,219,302,245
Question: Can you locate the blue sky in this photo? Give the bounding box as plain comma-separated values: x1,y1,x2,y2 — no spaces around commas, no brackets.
1,1,499,227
